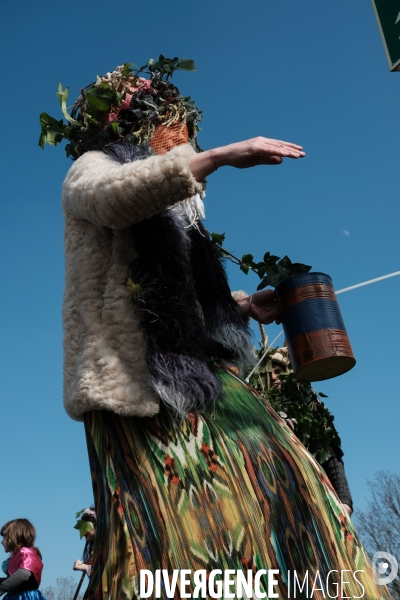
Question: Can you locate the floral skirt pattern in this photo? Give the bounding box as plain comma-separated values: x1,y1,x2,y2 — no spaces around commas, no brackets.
84,367,390,599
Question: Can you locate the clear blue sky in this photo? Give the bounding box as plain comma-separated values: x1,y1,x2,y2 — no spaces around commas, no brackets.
1,0,399,589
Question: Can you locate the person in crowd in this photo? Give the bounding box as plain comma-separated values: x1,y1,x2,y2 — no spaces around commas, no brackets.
73,509,96,579
269,346,354,516
0,518,47,599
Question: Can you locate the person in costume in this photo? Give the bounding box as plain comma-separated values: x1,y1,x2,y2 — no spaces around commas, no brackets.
40,58,390,599
269,346,354,516
73,509,96,578
0,519,47,600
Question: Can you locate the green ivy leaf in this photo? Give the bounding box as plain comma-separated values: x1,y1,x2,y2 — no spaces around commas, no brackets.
122,62,135,77
148,55,196,79
291,262,312,275
74,520,94,539
38,130,61,148
56,83,82,126
318,392,328,398
263,253,279,264
210,232,225,246
86,94,111,114
256,276,271,290
65,142,79,159
316,448,331,464
38,112,67,148
278,255,293,269
240,253,256,276
254,264,266,278
86,86,116,101
176,59,196,71
269,273,287,288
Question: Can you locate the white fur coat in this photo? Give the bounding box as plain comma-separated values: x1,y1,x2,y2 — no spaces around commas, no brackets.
62,144,205,421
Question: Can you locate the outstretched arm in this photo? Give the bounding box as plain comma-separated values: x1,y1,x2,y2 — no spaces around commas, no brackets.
190,137,305,180
63,136,304,228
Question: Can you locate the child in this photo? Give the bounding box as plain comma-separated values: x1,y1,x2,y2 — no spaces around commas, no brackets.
0,518,47,599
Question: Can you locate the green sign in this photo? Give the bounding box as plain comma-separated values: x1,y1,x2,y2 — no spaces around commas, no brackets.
371,0,400,71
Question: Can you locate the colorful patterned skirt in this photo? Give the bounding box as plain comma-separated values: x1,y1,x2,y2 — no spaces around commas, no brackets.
84,367,389,599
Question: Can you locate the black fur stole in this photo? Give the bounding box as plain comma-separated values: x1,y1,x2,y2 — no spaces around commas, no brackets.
104,142,254,416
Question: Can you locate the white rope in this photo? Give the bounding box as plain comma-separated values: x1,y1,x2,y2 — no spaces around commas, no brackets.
335,271,400,295
245,330,284,382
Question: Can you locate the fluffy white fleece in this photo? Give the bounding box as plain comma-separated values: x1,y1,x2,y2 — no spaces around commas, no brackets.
62,144,205,421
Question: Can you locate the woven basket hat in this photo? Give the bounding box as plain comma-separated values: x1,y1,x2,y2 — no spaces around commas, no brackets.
150,121,189,155
100,74,190,155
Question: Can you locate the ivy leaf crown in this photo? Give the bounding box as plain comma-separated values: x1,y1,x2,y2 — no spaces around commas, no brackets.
39,55,201,159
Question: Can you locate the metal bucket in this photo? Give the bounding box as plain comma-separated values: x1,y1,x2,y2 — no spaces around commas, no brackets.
274,272,356,381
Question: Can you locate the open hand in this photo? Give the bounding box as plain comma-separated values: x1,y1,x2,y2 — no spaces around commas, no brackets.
214,137,305,168
189,137,305,180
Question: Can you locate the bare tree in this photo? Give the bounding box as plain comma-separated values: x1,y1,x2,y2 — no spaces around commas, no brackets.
43,576,84,600
42,587,55,600
355,471,400,599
